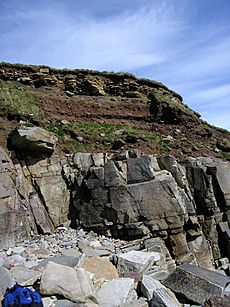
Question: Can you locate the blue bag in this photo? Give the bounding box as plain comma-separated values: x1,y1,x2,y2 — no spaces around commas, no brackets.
3,283,43,307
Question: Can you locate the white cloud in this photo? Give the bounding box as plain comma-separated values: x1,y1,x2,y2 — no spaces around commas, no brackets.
0,1,184,70
0,0,230,130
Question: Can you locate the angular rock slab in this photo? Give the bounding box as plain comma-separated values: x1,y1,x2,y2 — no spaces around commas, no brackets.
40,261,97,304
127,156,155,183
97,278,137,307
0,267,15,296
117,251,161,276
40,255,84,268
141,275,181,307
10,126,58,153
109,172,191,225
10,266,41,286
122,297,148,307
81,256,118,281
0,147,32,250
162,263,230,304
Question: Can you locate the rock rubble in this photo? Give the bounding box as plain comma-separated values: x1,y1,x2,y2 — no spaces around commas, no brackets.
0,227,229,306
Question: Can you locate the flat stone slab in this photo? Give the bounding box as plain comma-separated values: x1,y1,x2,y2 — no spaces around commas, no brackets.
141,275,181,307
11,126,58,153
81,256,118,281
0,267,15,296
162,263,230,304
40,261,97,304
40,255,84,268
97,278,137,307
117,251,161,276
10,266,41,286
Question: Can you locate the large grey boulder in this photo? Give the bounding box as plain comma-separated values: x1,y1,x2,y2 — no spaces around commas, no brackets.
162,263,230,304
10,126,58,153
10,267,41,286
117,251,161,276
40,261,98,304
40,255,84,268
97,278,137,307
0,267,15,296
141,275,181,307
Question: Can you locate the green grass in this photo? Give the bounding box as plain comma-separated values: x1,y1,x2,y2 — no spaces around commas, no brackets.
45,121,163,153
46,123,66,136
0,80,44,121
69,122,143,143
160,139,171,154
221,152,230,161
60,139,90,153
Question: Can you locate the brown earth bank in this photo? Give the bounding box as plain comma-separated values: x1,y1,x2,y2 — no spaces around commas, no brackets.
0,62,230,160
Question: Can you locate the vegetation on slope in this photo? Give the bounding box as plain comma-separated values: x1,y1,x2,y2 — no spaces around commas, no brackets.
0,80,44,121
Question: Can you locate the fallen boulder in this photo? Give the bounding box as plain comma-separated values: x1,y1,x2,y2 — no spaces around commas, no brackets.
97,278,137,307
162,263,230,304
10,266,41,286
117,251,161,276
141,275,181,307
10,126,58,153
81,256,118,281
0,267,15,297
40,261,97,304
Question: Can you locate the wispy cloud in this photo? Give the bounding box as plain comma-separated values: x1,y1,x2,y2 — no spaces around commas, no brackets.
0,2,177,70
0,0,230,130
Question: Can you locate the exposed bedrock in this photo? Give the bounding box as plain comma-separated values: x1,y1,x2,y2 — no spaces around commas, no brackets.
1,131,230,269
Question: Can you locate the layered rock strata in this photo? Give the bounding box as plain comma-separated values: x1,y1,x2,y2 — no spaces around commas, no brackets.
1,130,230,272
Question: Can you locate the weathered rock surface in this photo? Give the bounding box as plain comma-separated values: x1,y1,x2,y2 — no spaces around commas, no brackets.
141,275,181,307
122,297,148,307
116,251,161,276
40,262,98,304
2,143,230,272
0,267,15,296
162,263,230,304
204,295,230,307
97,278,137,307
0,147,33,250
81,256,118,281
10,266,41,286
10,126,58,153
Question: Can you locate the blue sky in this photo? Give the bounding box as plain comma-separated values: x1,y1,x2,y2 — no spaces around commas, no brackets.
0,0,230,130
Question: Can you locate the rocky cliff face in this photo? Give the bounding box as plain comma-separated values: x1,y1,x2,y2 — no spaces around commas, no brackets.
1,63,230,272
1,63,230,306
1,126,230,274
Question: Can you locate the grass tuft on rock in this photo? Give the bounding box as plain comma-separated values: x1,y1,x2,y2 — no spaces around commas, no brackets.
0,80,44,121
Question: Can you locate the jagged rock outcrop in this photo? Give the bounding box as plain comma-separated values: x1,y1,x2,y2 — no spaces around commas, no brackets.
0,146,35,249
2,135,230,275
